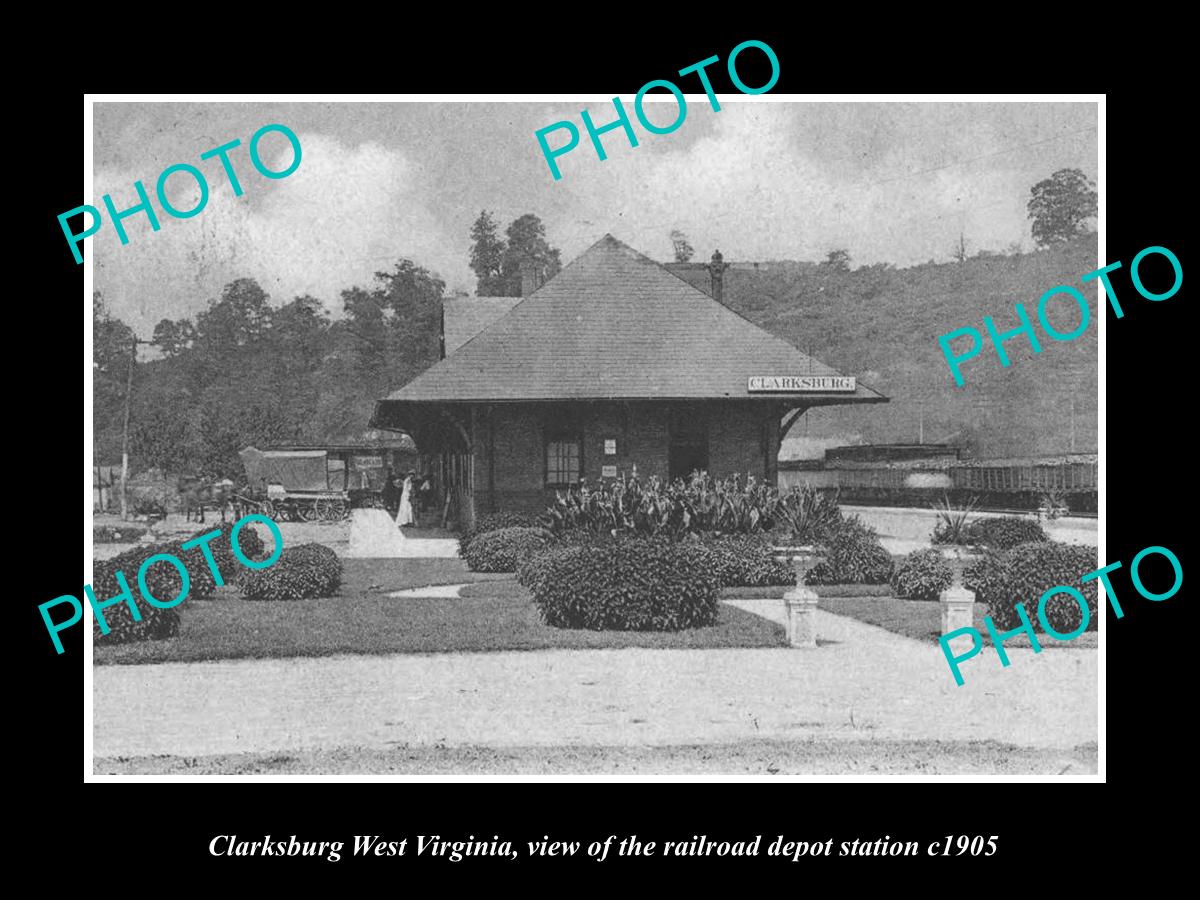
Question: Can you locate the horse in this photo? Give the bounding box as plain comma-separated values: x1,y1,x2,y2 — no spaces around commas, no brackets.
177,476,237,524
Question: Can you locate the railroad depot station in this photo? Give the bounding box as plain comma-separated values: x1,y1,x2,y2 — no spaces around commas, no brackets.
371,235,887,526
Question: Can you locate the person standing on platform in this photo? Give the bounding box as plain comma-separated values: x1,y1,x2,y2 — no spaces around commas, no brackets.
381,470,401,520
397,471,416,528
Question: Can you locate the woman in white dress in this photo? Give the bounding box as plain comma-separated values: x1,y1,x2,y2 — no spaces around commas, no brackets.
397,473,416,527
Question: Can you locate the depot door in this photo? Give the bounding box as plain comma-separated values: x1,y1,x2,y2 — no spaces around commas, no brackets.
668,415,709,482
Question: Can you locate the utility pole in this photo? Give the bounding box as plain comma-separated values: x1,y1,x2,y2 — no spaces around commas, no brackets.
119,335,153,520
1069,397,1076,453
954,231,967,264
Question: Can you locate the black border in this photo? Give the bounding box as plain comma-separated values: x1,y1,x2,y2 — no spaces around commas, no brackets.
24,25,1192,884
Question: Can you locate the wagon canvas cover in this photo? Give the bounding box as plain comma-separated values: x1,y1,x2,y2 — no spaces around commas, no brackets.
239,447,330,491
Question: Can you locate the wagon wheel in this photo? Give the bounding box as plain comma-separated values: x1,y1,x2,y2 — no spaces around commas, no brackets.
259,499,277,520
300,502,321,522
315,498,342,521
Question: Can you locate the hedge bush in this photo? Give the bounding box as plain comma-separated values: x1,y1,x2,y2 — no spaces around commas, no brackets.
90,558,181,643
527,541,720,631
964,516,1048,550
516,544,578,595
190,519,269,584
804,518,894,586
464,526,556,573
240,543,342,601
91,548,188,644
90,522,274,643
458,512,543,557
687,535,796,587
962,550,1007,601
964,541,1099,634
891,548,953,601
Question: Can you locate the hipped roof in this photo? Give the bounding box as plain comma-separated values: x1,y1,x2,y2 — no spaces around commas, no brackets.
379,234,886,405
443,295,522,355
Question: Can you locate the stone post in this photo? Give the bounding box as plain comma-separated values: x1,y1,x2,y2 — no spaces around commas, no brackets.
783,549,820,648
940,583,976,633
784,587,820,648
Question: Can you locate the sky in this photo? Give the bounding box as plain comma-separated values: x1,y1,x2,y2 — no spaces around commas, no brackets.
92,99,1098,338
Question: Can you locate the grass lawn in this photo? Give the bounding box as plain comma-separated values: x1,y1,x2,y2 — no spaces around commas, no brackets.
94,558,786,665
334,557,509,591
819,596,1098,648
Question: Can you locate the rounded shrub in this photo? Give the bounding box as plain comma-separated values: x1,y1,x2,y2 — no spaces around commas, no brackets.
190,519,269,584
688,535,795,587
91,550,185,644
458,512,543,557
804,518,894,586
528,541,720,631
965,516,1048,550
463,526,556,573
965,541,1098,633
962,550,1007,598
90,523,274,643
891,548,953,601
516,544,577,594
240,543,342,601
105,537,219,602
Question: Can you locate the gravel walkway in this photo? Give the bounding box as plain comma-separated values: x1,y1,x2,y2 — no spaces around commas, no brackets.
93,605,1096,759
346,509,459,558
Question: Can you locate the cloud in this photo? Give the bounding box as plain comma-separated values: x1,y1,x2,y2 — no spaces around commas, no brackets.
94,133,458,335
92,101,1096,332
540,101,1091,266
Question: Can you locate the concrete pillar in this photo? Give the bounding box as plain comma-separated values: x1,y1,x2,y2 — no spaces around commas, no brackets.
773,548,822,649
784,586,820,648
940,584,976,633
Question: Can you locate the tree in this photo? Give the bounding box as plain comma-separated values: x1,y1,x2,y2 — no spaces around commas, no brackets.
469,210,507,296
821,249,852,272
93,291,137,464
152,317,196,357
1027,168,1097,247
342,259,446,399
499,214,561,295
264,295,331,419
93,290,135,377
194,278,273,350
670,229,695,263
270,295,329,350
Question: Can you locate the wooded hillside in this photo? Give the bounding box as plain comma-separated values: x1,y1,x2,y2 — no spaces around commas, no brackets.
671,236,1098,457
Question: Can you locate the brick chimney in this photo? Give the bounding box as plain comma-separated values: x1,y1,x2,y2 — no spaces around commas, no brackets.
707,249,730,303
519,258,539,297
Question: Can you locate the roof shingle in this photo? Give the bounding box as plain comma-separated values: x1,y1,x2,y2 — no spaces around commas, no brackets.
443,295,522,355
383,235,886,403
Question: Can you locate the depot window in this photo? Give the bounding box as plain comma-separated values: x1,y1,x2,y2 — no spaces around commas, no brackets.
545,430,583,488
